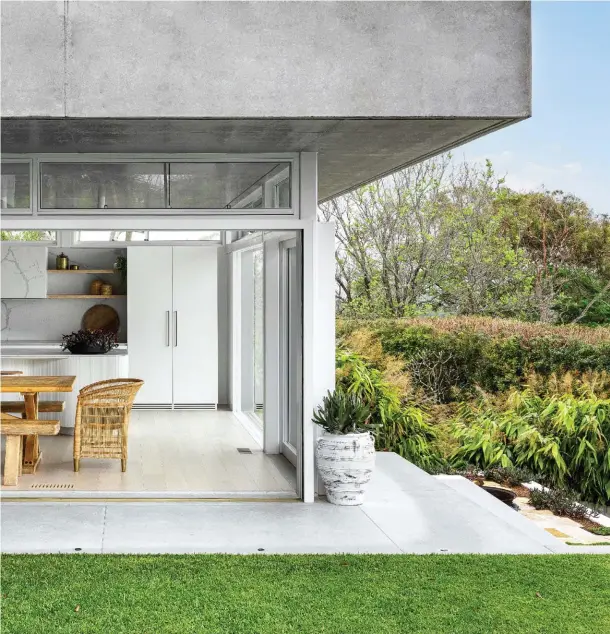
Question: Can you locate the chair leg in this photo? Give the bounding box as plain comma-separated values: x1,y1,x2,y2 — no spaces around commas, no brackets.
73,458,80,472
121,459,126,472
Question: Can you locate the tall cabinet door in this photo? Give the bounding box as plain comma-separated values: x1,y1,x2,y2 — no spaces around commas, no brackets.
172,247,218,405
128,247,174,405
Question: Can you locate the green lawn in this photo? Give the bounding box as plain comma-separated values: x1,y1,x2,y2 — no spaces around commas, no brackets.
2,555,609,633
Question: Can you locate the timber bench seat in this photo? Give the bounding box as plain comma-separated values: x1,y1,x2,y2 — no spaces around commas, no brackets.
1,400,65,415
1,413,61,486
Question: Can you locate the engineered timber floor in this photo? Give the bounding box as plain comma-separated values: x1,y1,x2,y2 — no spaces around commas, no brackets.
1,410,297,495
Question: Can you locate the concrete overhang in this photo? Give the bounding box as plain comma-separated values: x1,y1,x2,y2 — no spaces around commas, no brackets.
1,0,531,200
1,117,519,202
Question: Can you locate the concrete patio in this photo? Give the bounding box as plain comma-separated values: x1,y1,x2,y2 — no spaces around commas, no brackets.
2,453,607,555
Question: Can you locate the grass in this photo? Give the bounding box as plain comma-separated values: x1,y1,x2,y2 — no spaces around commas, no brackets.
2,555,610,633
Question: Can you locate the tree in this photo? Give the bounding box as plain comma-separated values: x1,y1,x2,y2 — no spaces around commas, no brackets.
436,161,534,317
320,156,535,320
500,191,610,323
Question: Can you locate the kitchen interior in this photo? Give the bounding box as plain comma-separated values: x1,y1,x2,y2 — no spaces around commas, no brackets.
1,230,297,497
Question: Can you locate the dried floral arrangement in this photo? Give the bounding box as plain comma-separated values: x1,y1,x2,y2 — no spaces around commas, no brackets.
61,329,119,354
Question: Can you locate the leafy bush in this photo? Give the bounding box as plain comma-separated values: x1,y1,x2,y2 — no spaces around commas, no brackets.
450,392,610,504
483,465,535,487
338,318,610,403
335,350,442,469
528,487,598,521
312,390,372,435
336,318,610,503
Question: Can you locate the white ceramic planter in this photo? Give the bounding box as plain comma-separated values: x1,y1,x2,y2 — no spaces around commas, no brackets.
316,431,376,505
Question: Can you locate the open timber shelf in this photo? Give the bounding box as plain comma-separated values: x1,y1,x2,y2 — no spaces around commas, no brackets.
46,295,127,299
47,269,116,274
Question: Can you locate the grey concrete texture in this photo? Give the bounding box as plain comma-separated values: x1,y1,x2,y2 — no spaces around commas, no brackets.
1,454,574,555
1,1,531,119
0,117,510,201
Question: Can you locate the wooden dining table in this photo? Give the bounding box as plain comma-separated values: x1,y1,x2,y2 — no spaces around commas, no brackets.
0,375,76,473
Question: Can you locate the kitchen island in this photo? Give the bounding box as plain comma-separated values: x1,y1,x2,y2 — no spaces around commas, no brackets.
1,342,128,433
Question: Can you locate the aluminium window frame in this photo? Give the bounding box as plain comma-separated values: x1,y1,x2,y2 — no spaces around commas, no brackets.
0,157,35,215
71,230,223,248
1,153,300,218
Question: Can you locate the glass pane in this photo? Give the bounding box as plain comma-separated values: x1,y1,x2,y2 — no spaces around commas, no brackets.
76,230,221,242
76,231,148,242
41,163,165,209
1,230,55,242
170,162,290,209
147,231,221,241
275,178,290,208
1,162,30,209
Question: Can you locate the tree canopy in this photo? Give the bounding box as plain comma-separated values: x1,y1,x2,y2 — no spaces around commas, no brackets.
320,155,610,325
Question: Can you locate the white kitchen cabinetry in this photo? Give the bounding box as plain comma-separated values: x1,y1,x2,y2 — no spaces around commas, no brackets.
128,246,218,408
127,247,174,405
1,245,47,298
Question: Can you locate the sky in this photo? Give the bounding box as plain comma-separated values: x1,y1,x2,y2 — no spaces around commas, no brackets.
456,1,610,217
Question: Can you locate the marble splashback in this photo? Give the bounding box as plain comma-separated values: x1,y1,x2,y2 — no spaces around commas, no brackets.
1,245,47,298
2,246,127,343
1,298,128,343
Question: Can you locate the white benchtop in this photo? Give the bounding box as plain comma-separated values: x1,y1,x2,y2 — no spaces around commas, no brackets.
1,341,128,358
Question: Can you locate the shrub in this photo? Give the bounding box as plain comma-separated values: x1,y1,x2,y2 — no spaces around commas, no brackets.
335,349,442,470
483,465,536,487
450,392,610,504
338,318,610,403
528,487,598,521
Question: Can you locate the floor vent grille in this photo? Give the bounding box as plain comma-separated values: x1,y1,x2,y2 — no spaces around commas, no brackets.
133,404,217,411
133,404,173,410
237,448,253,454
30,484,75,490
173,404,218,411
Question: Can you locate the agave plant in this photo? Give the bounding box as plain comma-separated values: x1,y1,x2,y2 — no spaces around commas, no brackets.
312,389,372,435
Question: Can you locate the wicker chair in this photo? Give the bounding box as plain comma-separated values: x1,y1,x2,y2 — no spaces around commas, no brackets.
73,379,144,472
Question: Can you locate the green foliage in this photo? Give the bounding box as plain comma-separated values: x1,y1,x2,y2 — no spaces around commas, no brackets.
528,487,597,522
483,465,535,487
312,389,372,435
336,318,610,503
450,392,610,504
114,255,128,284
335,350,441,469
1,230,54,242
588,525,610,536
348,320,610,402
554,267,610,326
323,154,610,324
4,554,610,634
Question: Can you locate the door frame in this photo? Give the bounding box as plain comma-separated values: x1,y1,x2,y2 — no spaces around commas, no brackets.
1,152,329,503
278,237,300,468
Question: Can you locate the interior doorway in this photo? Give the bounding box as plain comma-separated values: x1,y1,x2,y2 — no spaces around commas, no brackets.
1,228,303,499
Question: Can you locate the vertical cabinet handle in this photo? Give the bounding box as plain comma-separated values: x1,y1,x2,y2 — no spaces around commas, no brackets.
166,311,170,347
174,311,178,347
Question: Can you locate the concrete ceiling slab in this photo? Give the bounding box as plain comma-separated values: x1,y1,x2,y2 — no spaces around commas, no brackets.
1,118,517,201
